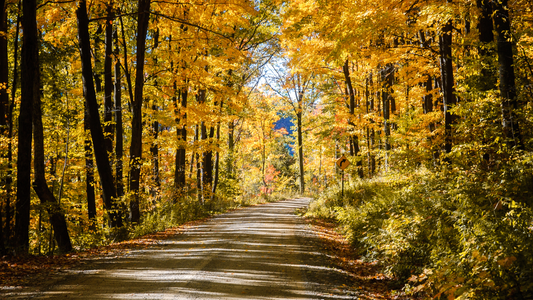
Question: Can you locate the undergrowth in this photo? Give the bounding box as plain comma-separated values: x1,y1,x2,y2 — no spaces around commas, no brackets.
307,158,533,299
65,189,295,253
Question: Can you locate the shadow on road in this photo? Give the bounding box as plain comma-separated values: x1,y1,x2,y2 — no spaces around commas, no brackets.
8,199,358,299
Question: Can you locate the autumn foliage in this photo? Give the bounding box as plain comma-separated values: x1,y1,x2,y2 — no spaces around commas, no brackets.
1,0,533,298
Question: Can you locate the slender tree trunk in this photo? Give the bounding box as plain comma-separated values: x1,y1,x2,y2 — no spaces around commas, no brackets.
129,0,151,223
77,0,121,227
150,104,160,199
0,0,8,253
93,25,103,93
119,14,134,111
104,3,115,157
114,29,124,199
175,85,187,191
15,0,38,253
380,64,393,170
477,0,496,91
476,0,496,163
365,73,375,177
204,126,214,188
195,125,202,204
195,89,212,202
0,0,7,139
189,132,196,179
419,30,439,163
343,60,363,178
32,70,72,253
84,104,97,224
6,3,21,246
493,0,523,149
439,17,456,156
226,121,235,178
212,123,221,196
297,110,304,194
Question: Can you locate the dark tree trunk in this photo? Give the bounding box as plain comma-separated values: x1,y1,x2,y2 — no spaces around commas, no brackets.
297,110,304,194
15,0,38,253
380,64,393,152
150,104,160,198
93,25,103,93
439,17,456,156
212,123,221,196
104,3,115,157
477,0,496,91
150,32,160,202
343,60,363,178
196,89,212,202
5,4,20,247
419,30,439,163
476,0,496,162
195,125,202,204
119,14,134,112
365,74,375,177
114,29,124,199
129,0,150,223
477,0,494,43
493,0,523,149
0,0,8,253
84,104,97,223
32,71,73,253
226,120,235,178
423,75,434,115
77,0,121,228
175,86,187,191
0,0,7,136
202,125,214,191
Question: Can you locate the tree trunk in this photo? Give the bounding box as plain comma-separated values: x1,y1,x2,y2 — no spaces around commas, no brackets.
195,125,202,204
119,14,134,112
439,17,456,156
212,123,221,196
365,77,371,178
32,69,73,253
114,29,124,199
84,104,97,224
0,0,8,253
150,104,160,199
380,64,393,171
493,0,523,149
226,120,235,178
6,3,21,247
195,89,212,202
77,0,121,227
0,0,7,139
104,3,115,157
129,0,151,223
477,0,496,91
175,85,187,191
15,0,38,253
343,60,363,178
204,126,214,189
297,110,304,194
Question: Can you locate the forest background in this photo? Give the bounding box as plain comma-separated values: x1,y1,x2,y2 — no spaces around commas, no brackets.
1,0,533,299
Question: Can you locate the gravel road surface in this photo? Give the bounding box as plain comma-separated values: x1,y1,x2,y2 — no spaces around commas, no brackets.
6,198,358,299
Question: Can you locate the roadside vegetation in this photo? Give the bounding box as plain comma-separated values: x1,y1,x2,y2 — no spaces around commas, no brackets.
307,157,533,299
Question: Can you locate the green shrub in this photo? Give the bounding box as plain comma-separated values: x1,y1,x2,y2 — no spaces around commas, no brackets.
308,161,533,299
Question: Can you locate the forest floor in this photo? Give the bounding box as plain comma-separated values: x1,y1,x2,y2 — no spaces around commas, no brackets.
1,198,410,299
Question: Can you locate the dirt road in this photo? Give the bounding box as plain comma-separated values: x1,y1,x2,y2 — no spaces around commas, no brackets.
6,198,358,299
